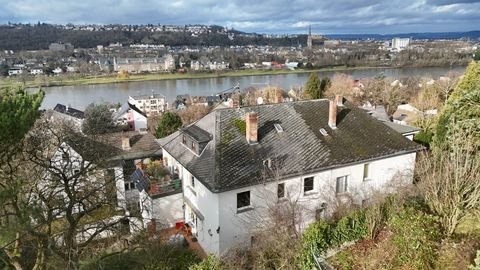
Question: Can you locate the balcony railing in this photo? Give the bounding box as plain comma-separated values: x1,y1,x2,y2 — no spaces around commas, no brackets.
148,177,182,198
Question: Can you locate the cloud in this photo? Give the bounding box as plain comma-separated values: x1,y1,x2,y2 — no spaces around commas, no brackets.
428,0,480,5
0,0,478,34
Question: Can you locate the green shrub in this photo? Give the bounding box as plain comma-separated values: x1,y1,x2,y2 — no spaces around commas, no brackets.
189,255,224,270
389,207,442,269
301,210,370,268
80,243,200,270
414,130,434,147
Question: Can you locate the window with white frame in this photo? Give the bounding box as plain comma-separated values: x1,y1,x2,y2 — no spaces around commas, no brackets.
363,163,370,181
124,182,136,190
303,177,314,194
336,175,348,194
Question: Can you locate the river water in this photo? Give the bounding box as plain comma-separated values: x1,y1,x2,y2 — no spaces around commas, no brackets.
39,66,466,110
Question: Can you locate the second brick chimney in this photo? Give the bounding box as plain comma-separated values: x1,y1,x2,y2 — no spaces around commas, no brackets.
328,100,337,129
245,112,258,144
122,136,131,150
335,95,343,106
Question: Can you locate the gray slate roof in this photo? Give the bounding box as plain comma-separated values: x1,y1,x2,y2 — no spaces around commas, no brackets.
381,121,422,135
182,125,212,143
159,99,423,193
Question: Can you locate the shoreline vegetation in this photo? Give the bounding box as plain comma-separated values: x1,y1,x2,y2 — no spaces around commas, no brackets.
1,64,467,89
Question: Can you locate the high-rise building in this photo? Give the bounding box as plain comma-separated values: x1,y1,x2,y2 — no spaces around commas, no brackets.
391,38,410,51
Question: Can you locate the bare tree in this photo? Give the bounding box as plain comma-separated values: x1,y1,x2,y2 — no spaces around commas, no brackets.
417,127,480,235
1,117,139,270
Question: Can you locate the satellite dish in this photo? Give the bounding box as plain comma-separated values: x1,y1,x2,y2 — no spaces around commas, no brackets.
257,97,264,105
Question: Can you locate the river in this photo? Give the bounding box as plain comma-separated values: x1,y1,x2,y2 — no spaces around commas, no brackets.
39,66,467,110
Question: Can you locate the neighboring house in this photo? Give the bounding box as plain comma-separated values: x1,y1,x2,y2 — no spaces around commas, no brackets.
113,55,175,73
381,121,422,141
30,67,44,75
51,104,85,130
128,94,168,116
34,136,140,242
97,131,163,210
53,67,63,75
359,102,390,122
158,97,423,255
8,68,23,76
392,104,437,126
112,102,148,132
190,95,222,107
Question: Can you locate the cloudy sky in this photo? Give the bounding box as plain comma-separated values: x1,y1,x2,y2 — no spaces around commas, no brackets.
0,0,479,34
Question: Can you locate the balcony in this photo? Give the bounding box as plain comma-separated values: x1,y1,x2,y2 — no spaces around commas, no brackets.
142,161,182,198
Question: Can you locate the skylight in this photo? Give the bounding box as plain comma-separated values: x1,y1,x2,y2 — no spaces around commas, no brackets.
274,123,283,133
319,128,328,136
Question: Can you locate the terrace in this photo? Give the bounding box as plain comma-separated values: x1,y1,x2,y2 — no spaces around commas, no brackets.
129,160,182,198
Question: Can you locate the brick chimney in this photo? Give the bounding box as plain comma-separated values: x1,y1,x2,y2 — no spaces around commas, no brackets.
335,95,343,106
328,100,337,129
122,136,131,150
246,112,258,144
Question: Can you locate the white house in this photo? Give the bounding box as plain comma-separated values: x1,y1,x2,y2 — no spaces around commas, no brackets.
128,94,168,116
30,67,44,75
158,97,423,255
112,102,148,132
8,68,24,76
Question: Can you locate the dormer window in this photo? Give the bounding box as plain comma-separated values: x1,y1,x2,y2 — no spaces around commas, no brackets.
181,125,211,156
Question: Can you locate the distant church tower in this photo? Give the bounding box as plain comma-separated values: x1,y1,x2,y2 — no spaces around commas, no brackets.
307,25,312,49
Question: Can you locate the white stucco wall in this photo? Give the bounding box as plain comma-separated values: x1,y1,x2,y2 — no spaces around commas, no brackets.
163,150,221,255
132,110,147,131
163,148,417,256
216,152,417,253
151,193,184,229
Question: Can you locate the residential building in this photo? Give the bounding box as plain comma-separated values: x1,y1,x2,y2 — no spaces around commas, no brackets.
97,131,163,212
51,104,85,130
8,68,23,76
391,38,410,51
49,42,74,51
113,55,175,73
392,103,436,126
53,103,85,119
113,102,148,132
381,121,421,141
30,67,44,75
128,94,168,116
158,97,423,255
53,67,63,75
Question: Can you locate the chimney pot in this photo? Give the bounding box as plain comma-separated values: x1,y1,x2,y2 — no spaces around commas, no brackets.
328,100,337,129
335,95,343,106
245,112,258,144
122,136,131,150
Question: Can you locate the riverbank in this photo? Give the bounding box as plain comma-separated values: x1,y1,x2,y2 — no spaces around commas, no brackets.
1,66,394,89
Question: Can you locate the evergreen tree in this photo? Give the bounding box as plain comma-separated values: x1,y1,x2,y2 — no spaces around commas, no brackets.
304,73,322,99
82,103,115,134
433,61,480,149
0,86,44,153
155,112,182,138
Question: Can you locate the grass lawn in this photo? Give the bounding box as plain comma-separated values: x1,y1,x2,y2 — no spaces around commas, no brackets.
1,66,387,88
